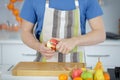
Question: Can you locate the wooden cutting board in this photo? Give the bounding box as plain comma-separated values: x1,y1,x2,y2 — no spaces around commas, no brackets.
12,62,85,76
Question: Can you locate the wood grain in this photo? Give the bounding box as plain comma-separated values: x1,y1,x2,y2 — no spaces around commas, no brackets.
12,62,85,76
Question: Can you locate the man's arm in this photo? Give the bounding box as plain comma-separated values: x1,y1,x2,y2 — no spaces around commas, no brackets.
21,19,55,59
56,16,106,54
21,19,41,51
75,16,106,46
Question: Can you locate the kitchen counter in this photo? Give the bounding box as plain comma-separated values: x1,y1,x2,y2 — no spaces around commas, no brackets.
98,39,120,46
0,39,23,44
0,39,120,45
0,65,59,80
0,64,116,80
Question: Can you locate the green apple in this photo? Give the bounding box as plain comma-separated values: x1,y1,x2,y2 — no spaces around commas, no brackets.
81,70,93,80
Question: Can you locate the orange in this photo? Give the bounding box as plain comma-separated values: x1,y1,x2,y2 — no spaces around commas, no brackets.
10,0,17,3
13,26,19,32
1,23,8,30
9,26,13,31
73,77,82,80
0,24,2,30
58,74,68,80
16,16,22,23
86,78,93,80
103,72,110,80
12,8,19,16
7,3,14,10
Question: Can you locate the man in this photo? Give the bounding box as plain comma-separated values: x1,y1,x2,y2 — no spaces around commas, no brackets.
20,0,106,62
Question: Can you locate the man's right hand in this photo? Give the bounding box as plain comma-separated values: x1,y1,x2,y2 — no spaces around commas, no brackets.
38,43,56,59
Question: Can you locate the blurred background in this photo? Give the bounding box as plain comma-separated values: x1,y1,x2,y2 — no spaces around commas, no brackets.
0,0,120,40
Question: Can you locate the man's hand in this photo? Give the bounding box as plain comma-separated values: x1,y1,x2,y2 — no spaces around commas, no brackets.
38,42,56,59
56,38,77,54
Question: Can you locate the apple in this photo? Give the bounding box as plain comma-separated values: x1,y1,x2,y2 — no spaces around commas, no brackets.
81,70,93,80
46,38,59,51
71,68,83,79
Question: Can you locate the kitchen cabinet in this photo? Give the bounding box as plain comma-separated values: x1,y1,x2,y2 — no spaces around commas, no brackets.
2,43,36,65
1,39,120,67
85,44,120,68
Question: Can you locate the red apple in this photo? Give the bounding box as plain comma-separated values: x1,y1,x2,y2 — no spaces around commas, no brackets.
71,68,83,79
47,38,59,51
50,39,59,45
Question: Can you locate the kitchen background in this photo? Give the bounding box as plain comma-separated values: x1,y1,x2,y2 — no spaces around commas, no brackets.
0,0,23,39
86,0,120,34
0,0,120,39
0,0,120,79
0,0,120,69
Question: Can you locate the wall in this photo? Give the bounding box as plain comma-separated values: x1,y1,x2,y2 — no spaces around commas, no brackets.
0,0,120,36
86,0,120,34
0,0,22,24
0,0,22,39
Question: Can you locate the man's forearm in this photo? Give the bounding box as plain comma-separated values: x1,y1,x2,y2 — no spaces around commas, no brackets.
74,29,106,46
21,31,41,51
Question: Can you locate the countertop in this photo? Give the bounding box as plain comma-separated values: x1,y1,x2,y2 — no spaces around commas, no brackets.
0,38,120,45
0,39,23,44
0,64,115,80
0,65,59,80
98,39,120,46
